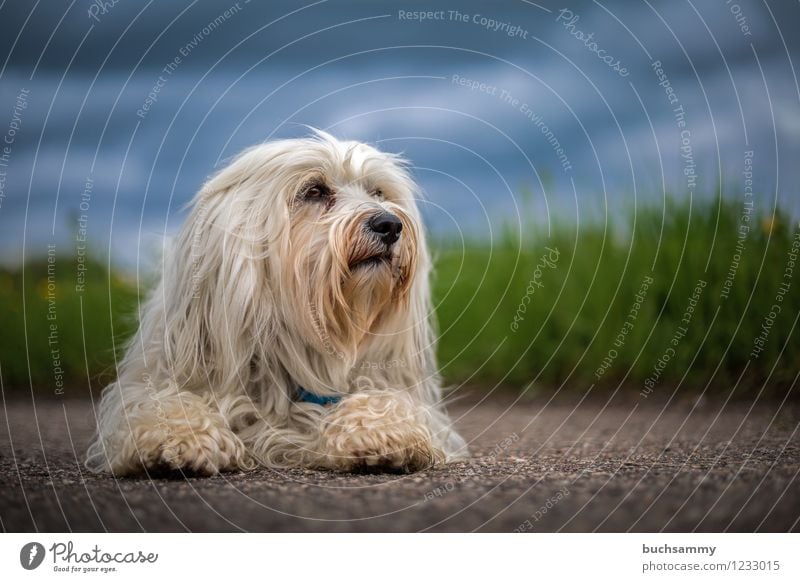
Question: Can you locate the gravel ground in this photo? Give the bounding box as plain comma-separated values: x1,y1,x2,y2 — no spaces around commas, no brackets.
1,394,798,532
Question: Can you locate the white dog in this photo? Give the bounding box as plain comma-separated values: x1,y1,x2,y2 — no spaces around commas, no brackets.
86,131,467,475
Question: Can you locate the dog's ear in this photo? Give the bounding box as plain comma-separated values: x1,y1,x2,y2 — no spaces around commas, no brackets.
408,240,439,382
157,154,277,388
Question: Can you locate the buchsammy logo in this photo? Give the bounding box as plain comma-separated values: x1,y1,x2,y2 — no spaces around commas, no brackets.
20,542,46,570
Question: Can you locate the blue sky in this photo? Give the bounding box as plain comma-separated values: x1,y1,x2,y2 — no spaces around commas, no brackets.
1,0,798,269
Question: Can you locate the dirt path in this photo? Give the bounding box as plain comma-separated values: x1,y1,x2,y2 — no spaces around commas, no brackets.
1,395,798,532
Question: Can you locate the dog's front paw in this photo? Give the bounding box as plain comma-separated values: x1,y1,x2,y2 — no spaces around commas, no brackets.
318,392,444,472
157,424,249,475
121,399,253,476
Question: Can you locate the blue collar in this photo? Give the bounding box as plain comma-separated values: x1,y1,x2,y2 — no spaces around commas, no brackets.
295,386,342,406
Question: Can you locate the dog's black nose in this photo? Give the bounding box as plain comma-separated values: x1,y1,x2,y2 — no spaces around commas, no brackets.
368,212,403,245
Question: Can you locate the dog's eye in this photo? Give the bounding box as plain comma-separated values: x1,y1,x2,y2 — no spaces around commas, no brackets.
372,188,385,200
303,182,332,202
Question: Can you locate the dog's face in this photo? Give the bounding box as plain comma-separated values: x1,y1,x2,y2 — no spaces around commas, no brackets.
197,133,428,360
285,138,421,325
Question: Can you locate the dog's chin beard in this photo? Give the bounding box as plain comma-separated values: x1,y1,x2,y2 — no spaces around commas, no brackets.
341,245,404,322
349,250,393,271
347,250,398,296
347,235,399,273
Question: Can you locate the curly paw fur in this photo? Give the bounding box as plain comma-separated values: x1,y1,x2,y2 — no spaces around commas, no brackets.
317,392,445,472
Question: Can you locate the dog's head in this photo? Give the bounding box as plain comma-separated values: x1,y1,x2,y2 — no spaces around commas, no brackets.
181,132,430,369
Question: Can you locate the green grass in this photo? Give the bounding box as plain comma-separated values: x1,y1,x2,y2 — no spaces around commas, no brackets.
2,197,798,398
0,254,139,395
434,197,799,397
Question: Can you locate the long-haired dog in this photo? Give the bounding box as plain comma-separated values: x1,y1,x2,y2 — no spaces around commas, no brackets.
86,131,467,475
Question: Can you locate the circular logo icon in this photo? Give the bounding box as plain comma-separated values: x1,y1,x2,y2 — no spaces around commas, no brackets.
20,542,46,570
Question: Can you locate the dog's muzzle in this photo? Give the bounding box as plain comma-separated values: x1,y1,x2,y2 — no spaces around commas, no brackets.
348,211,404,270
368,211,403,246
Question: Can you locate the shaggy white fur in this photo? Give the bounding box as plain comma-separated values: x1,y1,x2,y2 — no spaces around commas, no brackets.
86,131,467,475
